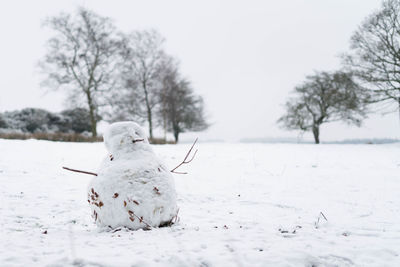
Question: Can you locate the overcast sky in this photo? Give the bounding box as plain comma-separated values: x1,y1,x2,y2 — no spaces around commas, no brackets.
1,0,398,141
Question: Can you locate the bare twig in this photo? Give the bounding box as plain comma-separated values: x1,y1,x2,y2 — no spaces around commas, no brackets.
171,208,180,224
128,210,152,229
170,138,198,174
320,212,328,221
315,211,328,229
132,138,144,143
62,166,98,176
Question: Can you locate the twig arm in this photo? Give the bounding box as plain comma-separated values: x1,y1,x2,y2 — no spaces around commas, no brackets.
62,166,98,176
170,138,198,174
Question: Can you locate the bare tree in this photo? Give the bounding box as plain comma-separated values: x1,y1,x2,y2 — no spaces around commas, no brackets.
278,71,368,144
158,65,209,143
106,75,145,123
39,7,122,137
156,56,179,139
343,0,400,123
121,29,166,139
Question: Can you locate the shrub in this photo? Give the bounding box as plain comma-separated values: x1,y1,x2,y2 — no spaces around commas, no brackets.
0,132,103,142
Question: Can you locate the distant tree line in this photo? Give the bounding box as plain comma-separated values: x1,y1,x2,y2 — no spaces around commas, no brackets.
279,0,400,144
39,7,208,142
0,108,92,134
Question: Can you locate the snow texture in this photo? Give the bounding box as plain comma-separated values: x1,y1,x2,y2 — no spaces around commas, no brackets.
88,122,178,229
0,139,399,266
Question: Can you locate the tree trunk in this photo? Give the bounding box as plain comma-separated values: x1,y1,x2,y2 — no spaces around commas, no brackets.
312,124,320,144
173,131,179,143
398,97,400,127
173,124,179,143
163,113,167,141
142,82,153,139
147,107,153,139
86,91,97,137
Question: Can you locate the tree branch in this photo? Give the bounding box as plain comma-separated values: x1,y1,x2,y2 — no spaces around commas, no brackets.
62,166,98,176
170,138,198,174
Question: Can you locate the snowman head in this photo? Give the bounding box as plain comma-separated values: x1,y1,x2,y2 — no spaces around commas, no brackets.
104,121,150,155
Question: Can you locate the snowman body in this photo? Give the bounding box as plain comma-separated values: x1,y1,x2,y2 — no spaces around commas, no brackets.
88,122,178,230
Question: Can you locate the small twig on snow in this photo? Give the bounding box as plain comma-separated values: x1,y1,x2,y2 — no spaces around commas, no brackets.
172,208,180,224
315,211,328,229
320,212,328,221
62,167,98,176
129,210,152,229
170,138,198,174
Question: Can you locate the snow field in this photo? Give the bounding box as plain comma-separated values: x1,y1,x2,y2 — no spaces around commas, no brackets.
0,139,399,266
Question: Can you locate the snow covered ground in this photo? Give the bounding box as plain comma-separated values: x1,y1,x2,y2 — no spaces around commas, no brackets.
0,139,399,267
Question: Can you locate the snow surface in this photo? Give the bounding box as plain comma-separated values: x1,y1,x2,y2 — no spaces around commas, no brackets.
0,139,399,266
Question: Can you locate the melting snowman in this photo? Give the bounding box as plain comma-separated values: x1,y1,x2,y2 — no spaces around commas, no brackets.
87,121,178,230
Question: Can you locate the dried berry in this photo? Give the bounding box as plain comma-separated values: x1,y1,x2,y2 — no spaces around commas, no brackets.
153,187,161,195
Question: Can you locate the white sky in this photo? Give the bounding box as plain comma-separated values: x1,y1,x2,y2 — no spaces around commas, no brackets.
0,0,399,141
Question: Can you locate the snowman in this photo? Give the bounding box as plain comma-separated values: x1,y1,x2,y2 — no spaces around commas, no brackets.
87,121,178,230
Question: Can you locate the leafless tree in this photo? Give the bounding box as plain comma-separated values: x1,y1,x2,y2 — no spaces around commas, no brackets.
120,29,166,139
343,0,400,123
157,64,209,143
106,75,144,123
278,71,368,144
39,7,123,137
156,56,179,139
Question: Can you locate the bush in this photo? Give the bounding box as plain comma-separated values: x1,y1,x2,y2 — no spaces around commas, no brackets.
0,107,92,134
60,108,92,133
0,132,103,142
2,108,54,133
0,114,7,128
